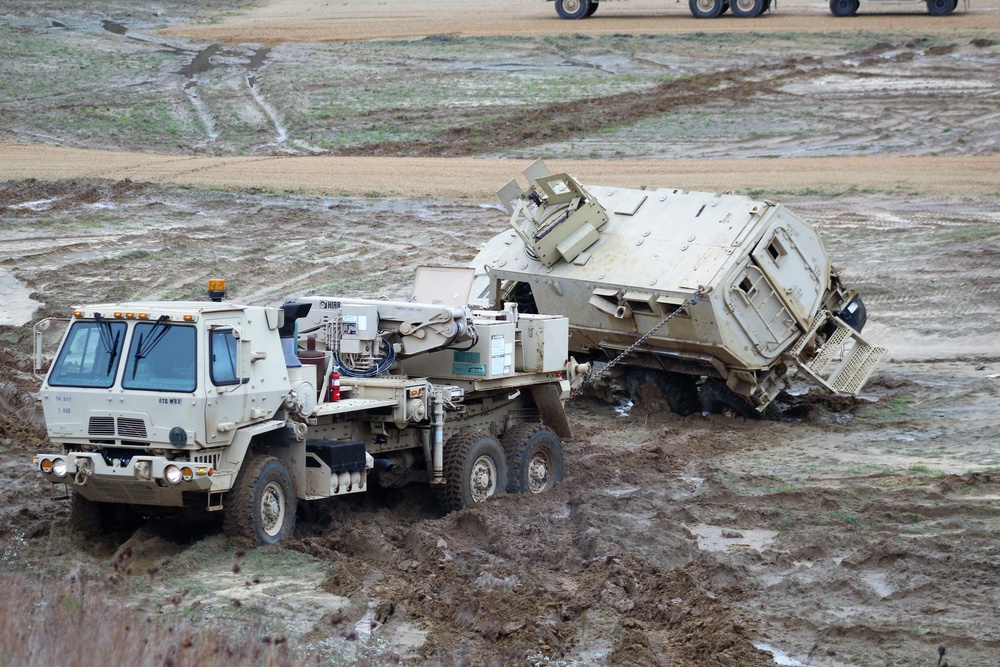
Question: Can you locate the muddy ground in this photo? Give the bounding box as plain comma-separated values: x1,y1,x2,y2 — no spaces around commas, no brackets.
1,1,1000,666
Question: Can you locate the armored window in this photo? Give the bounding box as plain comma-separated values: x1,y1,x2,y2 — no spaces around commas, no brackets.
48,321,127,388
210,328,239,386
766,236,788,266
122,322,197,392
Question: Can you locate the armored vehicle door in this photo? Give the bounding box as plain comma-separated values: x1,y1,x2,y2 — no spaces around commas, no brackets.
723,258,800,361
204,317,251,447
749,212,828,329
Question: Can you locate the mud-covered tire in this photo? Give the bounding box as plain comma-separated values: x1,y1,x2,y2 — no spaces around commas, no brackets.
689,0,726,18
926,0,956,15
829,0,859,16
731,0,764,17
435,431,507,513
223,456,296,545
501,424,564,495
556,0,592,19
626,368,701,416
699,379,781,421
70,492,116,536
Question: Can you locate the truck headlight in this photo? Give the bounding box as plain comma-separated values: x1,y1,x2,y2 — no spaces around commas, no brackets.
52,458,67,478
181,467,193,482
164,465,182,485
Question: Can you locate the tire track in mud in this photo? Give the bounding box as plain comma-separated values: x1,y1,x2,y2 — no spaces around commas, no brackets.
96,21,293,149
336,45,948,158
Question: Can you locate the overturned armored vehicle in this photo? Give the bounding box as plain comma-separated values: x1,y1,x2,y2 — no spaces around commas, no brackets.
470,160,885,416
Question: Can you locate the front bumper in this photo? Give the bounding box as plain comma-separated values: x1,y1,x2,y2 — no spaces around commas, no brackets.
35,452,214,507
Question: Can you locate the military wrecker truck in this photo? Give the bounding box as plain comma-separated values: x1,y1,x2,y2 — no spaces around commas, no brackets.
470,160,885,418
33,269,572,544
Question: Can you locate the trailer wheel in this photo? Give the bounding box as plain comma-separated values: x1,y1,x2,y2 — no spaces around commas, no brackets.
585,1,600,16
70,492,117,536
926,0,956,15
731,0,765,17
224,456,296,545
556,0,592,19
502,424,564,495
829,0,859,16
436,431,507,512
689,0,726,18
699,379,781,421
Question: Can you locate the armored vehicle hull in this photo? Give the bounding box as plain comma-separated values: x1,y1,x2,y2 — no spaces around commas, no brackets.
471,160,884,415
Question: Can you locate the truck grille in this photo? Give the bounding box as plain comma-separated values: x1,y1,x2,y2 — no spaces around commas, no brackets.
87,416,148,439
88,417,115,436
117,418,147,438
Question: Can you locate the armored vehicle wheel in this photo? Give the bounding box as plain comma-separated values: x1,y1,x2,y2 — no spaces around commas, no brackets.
502,424,564,495
926,0,956,15
829,0,859,16
71,492,117,536
585,1,600,16
721,1,730,13
762,0,771,11
436,431,507,512
699,379,781,421
689,0,726,18
731,0,765,17
224,456,296,545
626,369,701,416
556,0,592,19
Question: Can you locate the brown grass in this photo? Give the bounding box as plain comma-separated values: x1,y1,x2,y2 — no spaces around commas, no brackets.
0,574,319,667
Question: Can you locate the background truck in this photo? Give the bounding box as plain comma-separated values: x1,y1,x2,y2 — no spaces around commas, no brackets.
549,0,960,20
469,160,885,418
32,269,572,545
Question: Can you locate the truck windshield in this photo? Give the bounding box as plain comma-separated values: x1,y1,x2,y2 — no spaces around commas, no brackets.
121,321,197,392
48,320,127,388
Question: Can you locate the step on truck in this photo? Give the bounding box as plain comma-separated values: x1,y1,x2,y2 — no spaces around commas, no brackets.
469,160,885,418
33,268,573,544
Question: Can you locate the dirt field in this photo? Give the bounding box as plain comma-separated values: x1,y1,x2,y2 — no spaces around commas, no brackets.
2,1,999,666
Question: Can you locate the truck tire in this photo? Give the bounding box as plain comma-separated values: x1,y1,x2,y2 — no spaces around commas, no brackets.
699,379,781,421
224,456,296,545
436,431,507,512
926,0,956,15
70,492,117,536
689,0,726,18
829,0,859,16
626,369,701,416
585,1,600,16
731,0,765,17
501,424,564,495
556,0,592,19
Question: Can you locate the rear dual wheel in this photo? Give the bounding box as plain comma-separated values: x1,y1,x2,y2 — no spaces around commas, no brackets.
731,0,766,17
436,431,508,512
690,0,726,18
502,424,565,495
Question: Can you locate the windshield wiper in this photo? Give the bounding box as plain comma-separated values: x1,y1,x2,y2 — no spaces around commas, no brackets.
131,315,171,379
93,312,121,375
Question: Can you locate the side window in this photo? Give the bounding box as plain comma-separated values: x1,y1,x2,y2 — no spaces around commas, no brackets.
210,328,239,386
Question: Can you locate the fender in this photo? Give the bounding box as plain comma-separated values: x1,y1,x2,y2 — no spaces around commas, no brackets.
211,419,286,493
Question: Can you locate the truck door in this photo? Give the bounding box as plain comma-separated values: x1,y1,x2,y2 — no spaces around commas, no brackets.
204,320,250,446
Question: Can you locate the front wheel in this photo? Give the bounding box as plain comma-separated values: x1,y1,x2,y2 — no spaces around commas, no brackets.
70,492,117,536
926,0,956,15
829,0,859,16
436,431,507,512
224,456,296,545
689,0,726,18
502,424,565,495
556,0,592,19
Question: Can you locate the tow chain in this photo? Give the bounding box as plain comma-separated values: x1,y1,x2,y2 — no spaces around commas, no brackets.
572,290,705,397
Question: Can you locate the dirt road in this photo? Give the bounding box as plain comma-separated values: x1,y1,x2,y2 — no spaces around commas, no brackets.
2,144,998,198
161,0,1000,43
